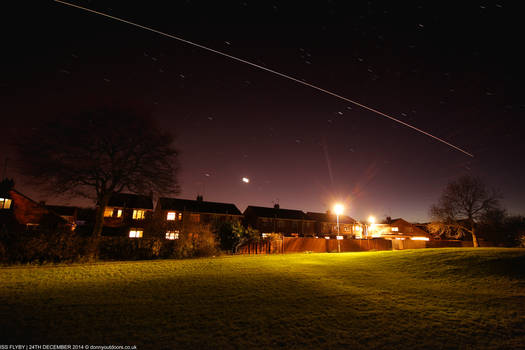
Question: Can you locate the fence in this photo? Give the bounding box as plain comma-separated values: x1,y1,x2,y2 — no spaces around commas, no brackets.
237,237,499,254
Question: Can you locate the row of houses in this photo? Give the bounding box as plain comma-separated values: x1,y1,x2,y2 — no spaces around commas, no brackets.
1,187,430,241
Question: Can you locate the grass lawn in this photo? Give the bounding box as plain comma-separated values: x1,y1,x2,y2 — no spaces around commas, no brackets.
1,248,525,349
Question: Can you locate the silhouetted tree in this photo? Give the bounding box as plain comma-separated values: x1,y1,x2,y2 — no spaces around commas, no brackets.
429,175,500,247
16,108,179,239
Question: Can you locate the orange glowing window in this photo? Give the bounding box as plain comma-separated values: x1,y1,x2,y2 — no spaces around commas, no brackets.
116,209,122,218
133,210,145,220
129,229,143,238
166,231,180,240
103,208,114,217
0,198,12,209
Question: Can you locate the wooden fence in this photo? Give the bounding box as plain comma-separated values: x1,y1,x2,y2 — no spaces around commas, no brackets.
237,237,499,255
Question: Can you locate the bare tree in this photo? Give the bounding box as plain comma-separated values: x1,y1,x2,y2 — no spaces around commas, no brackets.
429,175,500,247
16,108,179,238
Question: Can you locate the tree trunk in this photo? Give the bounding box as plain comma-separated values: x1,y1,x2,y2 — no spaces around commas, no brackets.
471,227,480,248
93,193,111,238
89,193,111,259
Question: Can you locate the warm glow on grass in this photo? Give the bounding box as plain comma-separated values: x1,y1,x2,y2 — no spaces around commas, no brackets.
1,249,523,348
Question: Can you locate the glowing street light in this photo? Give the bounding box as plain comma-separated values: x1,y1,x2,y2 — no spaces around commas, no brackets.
333,203,345,252
367,215,375,238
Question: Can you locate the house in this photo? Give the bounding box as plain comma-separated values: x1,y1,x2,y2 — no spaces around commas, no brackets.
306,211,360,238
0,188,65,231
46,205,78,230
103,192,154,238
367,217,429,240
243,204,315,237
156,195,242,240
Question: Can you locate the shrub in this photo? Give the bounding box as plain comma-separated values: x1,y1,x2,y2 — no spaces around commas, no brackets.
0,228,94,264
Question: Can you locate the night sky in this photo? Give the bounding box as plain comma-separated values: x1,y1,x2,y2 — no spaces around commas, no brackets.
3,1,524,222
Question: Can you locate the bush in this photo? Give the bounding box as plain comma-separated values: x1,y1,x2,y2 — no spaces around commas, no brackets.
0,228,95,264
98,225,219,261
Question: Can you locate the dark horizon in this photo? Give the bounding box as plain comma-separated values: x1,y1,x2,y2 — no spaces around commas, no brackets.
3,1,524,222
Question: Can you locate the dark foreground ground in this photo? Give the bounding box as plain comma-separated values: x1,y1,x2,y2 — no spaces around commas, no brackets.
1,248,524,349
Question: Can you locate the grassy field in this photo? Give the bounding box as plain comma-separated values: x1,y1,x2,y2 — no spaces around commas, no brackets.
1,248,524,349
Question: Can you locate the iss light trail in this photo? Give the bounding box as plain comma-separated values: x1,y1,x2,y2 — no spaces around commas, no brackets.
53,0,474,158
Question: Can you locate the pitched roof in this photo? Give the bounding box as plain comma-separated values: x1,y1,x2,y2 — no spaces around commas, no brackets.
158,197,242,215
390,218,429,236
306,212,356,224
108,193,153,209
244,205,310,220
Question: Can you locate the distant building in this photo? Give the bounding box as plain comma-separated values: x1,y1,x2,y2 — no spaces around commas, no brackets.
243,204,315,237
306,211,360,238
46,205,78,230
103,192,154,238
0,189,65,231
156,195,242,240
367,217,430,240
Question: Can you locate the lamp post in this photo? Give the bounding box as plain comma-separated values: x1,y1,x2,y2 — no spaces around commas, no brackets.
367,215,375,238
333,203,344,252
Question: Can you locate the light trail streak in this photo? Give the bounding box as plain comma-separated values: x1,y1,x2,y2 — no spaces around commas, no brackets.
53,0,474,157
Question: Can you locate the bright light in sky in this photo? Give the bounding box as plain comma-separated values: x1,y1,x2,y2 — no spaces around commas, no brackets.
368,215,376,224
242,177,250,183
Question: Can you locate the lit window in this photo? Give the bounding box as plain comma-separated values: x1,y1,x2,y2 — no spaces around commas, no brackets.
336,236,343,240
133,210,145,219
167,212,176,220
391,227,399,232
116,209,122,218
178,213,182,220
103,208,114,217
165,231,180,240
0,198,12,209
129,229,143,238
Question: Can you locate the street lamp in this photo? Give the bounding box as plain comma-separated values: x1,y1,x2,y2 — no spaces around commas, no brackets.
333,203,344,252
367,215,375,238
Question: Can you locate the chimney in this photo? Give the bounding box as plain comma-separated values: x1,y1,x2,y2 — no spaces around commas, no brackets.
273,203,280,209
196,195,203,202
386,216,392,224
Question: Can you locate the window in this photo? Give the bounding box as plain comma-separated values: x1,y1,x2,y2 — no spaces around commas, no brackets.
391,227,399,232
133,210,145,220
103,208,114,217
190,214,200,223
116,209,122,218
165,231,180,240
167,212,176,220
0,198,12,209
178,213,182,220
129,229,143,238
